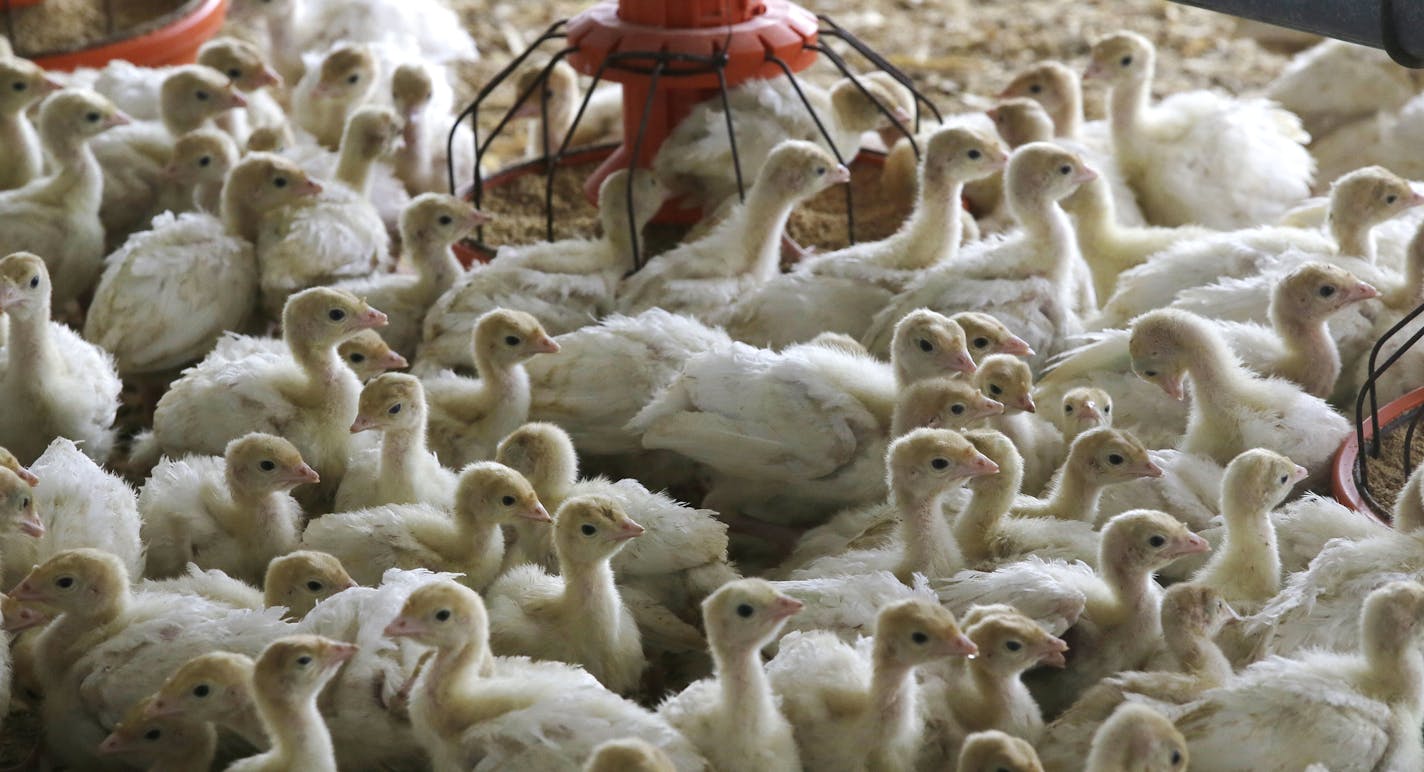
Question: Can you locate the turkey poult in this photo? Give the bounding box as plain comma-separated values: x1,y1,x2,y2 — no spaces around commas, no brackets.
0,90,130,308
152,128,240,216
139,432,316,585
385,580,706,771
658,579,804,772
1085,31,1312,230
0,253,121,465
335,372,456,511
617,140,849,322
224,636,356,772
84,152,323,377
0,56,62,192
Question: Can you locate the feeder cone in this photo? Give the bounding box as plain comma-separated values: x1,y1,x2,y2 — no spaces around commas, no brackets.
565,0,820,212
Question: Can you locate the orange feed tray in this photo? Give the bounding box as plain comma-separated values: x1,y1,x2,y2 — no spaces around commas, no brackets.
29,0,227,71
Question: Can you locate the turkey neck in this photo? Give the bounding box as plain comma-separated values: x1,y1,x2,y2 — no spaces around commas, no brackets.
38,588,129,688
887,164,967,270
1106,63,1154,157
33,124,102,210
221,179,261,241
1100,552,1160,633
1029,456,1103,523
5,294,58,399
511,454,573,561
1175,321,1261,430
734,180,803,281
1327,206,1377,261
711,632,780,740
1212,489,1282,602
465,348,531,421
335,138,379,196
398,107,430,181
215,479,297,551
955,455,1023,566
562,555,625,650
1053,82,1085,139
422,635,499,739
162,106,217,137
1388,229,1424,309
865,657,918,756
252,680,338,772
1270,307,1338,398
1006,184,1077,283
379,408,432,493
897,482,962,581
1359,615,1424,709
0,110,41,189
961,661,1018,731
408,231,463,299
286,336,350,409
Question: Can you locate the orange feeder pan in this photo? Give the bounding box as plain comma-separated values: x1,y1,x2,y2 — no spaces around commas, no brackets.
17,0,228,71
1333,385,1424,524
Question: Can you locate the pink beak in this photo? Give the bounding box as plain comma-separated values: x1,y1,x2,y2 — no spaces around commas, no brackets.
18,511,44,538
297,177,323,196
981,398,1005,416
1140,460,1165,478
467,209,493,227
1016,394,1037,413
226,91,248,108
1000,336,1035,358
104,111,133,128
612,519,646,541
1038,637,1070,668
9,581,45,603
950,351,977,375
1347,282,1381,302
356,308,389,329
281,463,320,486
41,76,63,93
350,415,378,433
142,698,173,719
1072,165,1098,185
1171,533,1212,558
961,453,1001,478
13,467,37,487
518,502,553,523
1083,61,1107,81
770,596,804,620
2,605,48,632
828,164,852,185
1407,191,1424,208
98,734,125,755
325,642,359,664
532,336,560,354
384,615,425,638
1291,464,1309,483
946,632,978,657
256,66,282,89
378,351,410,371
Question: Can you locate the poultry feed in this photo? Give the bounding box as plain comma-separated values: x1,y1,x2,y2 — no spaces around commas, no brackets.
3,0,1424,767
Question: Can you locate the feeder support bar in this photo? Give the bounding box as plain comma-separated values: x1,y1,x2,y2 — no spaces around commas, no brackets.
1170,0,1424,66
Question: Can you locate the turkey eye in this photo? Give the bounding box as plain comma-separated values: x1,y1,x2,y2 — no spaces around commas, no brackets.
1103,405,1111,413
967,149,981,159
951,404,965,415
193,684,211,697
86,112,100,122
199,156,212,167
11,82,24,92
1318,285,1336,297
501,495,515,506
911,631,929,644
196,90,209,101
296,655,312,666
1058,164,1071,175
1064,405,1074,413
438,215,453,225
580,524,597,536
989,384,1002,395
1388,195,1399,204
328,309,346,321
349,352,365,362
504,335,520,346
931,457,950,470
1120,55,1133,66
917,338,933,352
56,576,74,588
388,404,401,415
435,609,451,621
1108,453,1124,465
972,337,989,348
28,276,38,288
1143,369,1158,377
21,498,29,508
736,603,754,618
815,166,827,176
347,74,360,84
145,729,162,741
274,176,288,188
227,68,241,78
306,580,323,591
1170,749,1182,765
259,460,276,471
1005,640,1022,651
1029,84,1042,94
1149,535,1166,547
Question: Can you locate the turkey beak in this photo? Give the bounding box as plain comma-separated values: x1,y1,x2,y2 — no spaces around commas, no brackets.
518,502,553,523
1291,464,1309,483
256,65,282,89
1000,335,1035,358
942,631,978,658
532,335,560,354
1346,281,1380,302
385,615,426,638
949,350,977,375
828,164,852,185
1,604,47,632
104,111,133,128
297,177,324,196
97,732,126,755
612,519,646,541
1076,403,1103,425
1169,532,1211,559
18,509,44,538
13,466,37,487
770,596,804,620
9,579,46,604
350,415,378,434
466,209,493,228
1153,372,1186,401
1139,459,1165,479
282,464,320,486
378,350,409,371
1083,61,1107,81
981,398,1005,417
324,641,359,666
142,697,173,720
1406,191,1424,209
1037,636,1070,668
0,281,20,311
1016,393,1037,413
40,75,63,93
355,308,389,329
226,90,248,109
1072,165,1098,185
960,452,1000,479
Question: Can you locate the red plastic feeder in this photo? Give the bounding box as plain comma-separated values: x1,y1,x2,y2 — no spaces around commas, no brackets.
12,0,228,71
1332,385,1424,523
564,0,820,205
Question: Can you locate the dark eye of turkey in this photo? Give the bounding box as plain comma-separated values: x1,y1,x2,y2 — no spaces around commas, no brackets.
736,603,754,618
1149,535,1166,548
1318,285,1335,297
931,457,950,470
